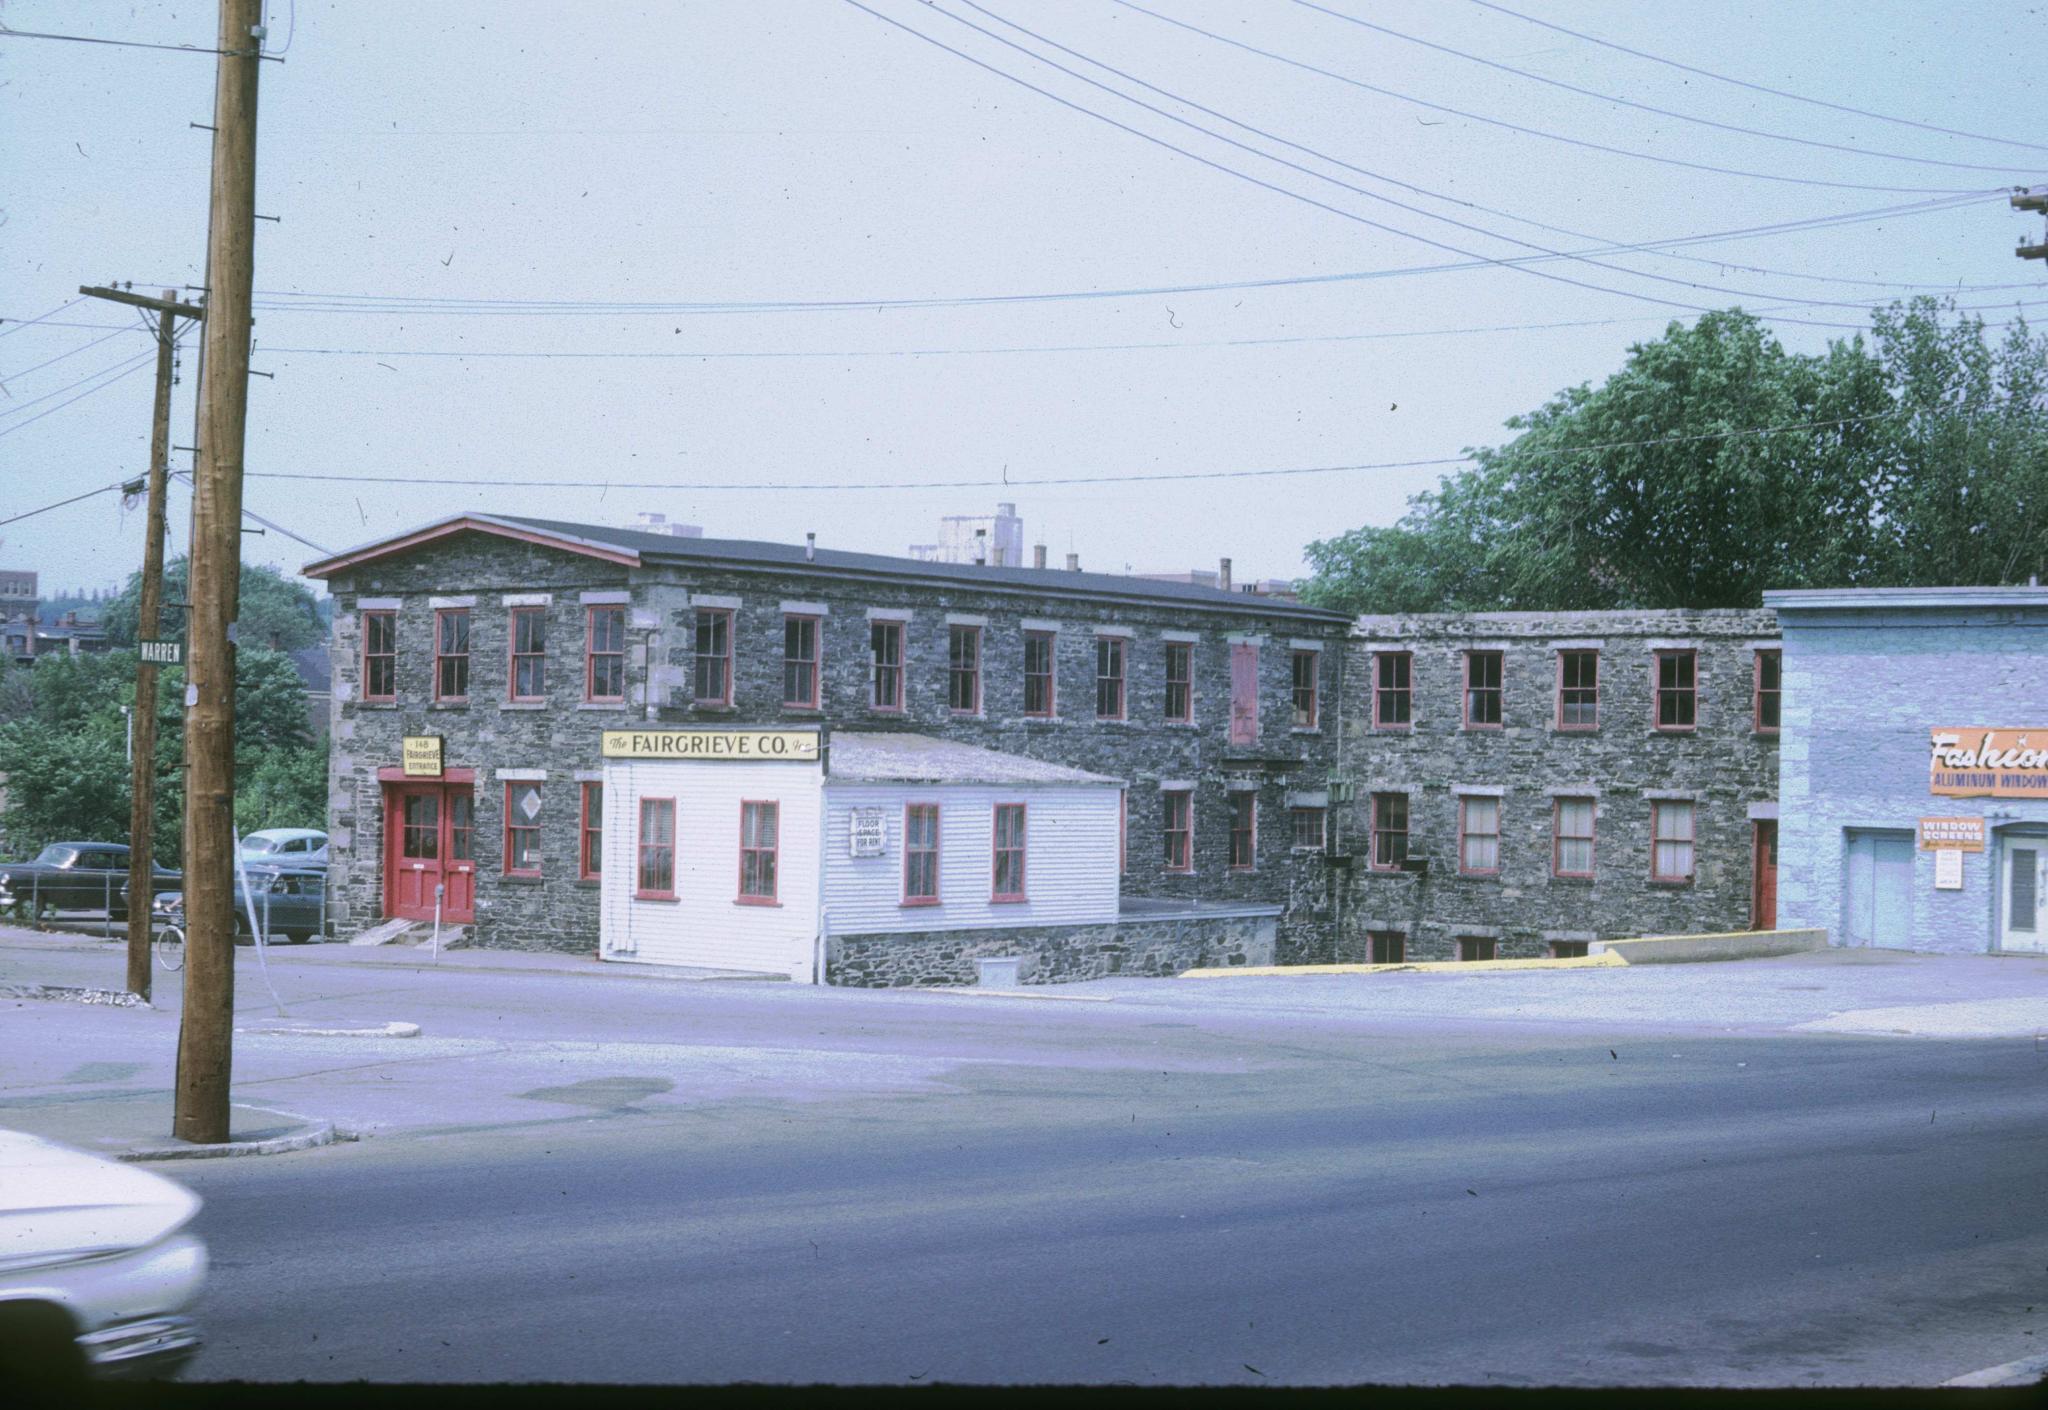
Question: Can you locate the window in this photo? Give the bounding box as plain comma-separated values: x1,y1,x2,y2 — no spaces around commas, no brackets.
783,615,821,709
992,803,1027,900
904,803,940,903
1291,806,1327,852
1024,631,1056,717
636,797,675,899
504,782,542,875
1651,800,1696,882
1374,652,1411,728
1369,931,1405,964
509,606,547,701
948,626,981,714
362,609,396,701
1096,637,1126,720
586,606,626,703
1228,792,1256,871
1371,792,1409,870
1164,641,1192,722
870,620,903,712
435,608,470,702
1553,797,1595,878
693,608,732,706
450,792,473,868
579,782,603,880
1458,796,1501,875
1754,649,1781,733
1229,641,1259,745
1558,650,1598,730
1655,650,1697,730
739,801,778,902
1291,650,1320,730
1119,790,1127,876
1464,650,1503,727
1457,936,1498,962
1549,940,1590,959
1163,789,1192,872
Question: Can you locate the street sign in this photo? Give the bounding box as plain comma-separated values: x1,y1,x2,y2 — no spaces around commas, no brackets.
138,639,182,666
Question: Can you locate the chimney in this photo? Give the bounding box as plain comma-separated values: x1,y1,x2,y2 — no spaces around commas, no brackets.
974,528,988,565
1033,544,1047,570
1066,552,1081,571
805,531,816,562
1218,557,1232,592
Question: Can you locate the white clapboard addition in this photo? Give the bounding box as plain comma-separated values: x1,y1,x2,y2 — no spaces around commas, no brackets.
599,757,823,978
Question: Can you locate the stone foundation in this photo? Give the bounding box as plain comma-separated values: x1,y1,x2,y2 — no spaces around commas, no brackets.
825,908,1279,987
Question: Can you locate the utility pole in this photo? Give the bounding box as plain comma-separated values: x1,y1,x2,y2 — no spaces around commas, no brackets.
175,0,263,1146
2017,186,2048,264
79,285,203,1003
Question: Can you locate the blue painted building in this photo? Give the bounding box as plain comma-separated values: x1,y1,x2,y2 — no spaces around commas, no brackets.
1766,587,2048,954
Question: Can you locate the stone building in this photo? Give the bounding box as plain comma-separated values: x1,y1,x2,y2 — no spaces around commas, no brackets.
1337,609,1782,961
303,513,1350,978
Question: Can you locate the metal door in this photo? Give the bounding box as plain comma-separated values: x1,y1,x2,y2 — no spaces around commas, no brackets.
1844,830,1912,948
2001,840,2046,954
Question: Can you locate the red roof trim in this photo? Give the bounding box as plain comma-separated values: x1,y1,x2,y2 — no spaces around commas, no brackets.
304,517,640,578
377,766,477,783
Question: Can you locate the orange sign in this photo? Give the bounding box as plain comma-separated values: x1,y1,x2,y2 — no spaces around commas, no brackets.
1929,729,2048,799
1919,816,1986,851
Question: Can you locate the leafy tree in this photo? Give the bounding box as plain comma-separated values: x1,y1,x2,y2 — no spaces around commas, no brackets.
103,558,327,652
1302,299,2048,613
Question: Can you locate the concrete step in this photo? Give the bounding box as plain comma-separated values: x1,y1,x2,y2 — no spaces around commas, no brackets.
348,918,418,947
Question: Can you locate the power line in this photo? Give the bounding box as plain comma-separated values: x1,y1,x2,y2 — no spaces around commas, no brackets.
0,478,135,530
1291,0,2046,176
0,327,137,384
0,351,157,426
0,22,262,58
170,470,334,555
0,298,88,337
1465,0,2048,157
1108,0,1993,196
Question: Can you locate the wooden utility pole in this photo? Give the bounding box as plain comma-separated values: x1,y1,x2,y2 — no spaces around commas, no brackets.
2017,186,2048,264
79,285,204,1002
175,0,263,1145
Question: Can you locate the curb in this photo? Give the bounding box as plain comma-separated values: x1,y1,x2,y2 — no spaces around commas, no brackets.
1942,1348,2048,1388
234,1020,421,1038
118,1106,351,1163
1181,954,1626,979
928,986,1115,1003
1,983,147,1007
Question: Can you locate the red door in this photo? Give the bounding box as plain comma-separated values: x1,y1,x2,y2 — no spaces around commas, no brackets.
444,789,475,921
1752,819,1779,930
1229,642,1260,746
384,784,476,922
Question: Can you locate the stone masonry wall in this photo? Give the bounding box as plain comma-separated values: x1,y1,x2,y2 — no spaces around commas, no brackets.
1338,609,1780,960
825,910,1280,986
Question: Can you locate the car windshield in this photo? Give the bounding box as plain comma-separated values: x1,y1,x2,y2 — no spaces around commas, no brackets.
31,845,77,867
241,837,280,855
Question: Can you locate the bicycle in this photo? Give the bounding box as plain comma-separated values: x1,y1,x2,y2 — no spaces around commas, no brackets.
154,923,185,972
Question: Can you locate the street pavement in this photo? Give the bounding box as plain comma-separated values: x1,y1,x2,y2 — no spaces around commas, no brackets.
5,926,2048,1387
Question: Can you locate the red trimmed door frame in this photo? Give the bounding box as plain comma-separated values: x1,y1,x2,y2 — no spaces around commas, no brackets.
383,781,477,923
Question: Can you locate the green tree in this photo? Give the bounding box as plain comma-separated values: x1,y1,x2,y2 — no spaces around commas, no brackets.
103,558,327,652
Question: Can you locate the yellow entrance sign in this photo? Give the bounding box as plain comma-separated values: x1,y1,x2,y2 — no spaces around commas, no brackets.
601,729,820,762
401,735,444,777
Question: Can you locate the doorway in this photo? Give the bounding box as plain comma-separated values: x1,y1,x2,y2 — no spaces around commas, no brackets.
1751,819,1778,930
1843,829,1913,948
383,782,476,923
2000,837,2046,955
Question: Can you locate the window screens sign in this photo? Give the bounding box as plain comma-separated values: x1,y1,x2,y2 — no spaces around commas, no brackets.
1930,730,2048,799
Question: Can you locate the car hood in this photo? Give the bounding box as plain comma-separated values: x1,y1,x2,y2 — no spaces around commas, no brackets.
0,1130,201,1268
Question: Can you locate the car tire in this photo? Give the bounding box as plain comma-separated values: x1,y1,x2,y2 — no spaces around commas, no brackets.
0,1301,89,1398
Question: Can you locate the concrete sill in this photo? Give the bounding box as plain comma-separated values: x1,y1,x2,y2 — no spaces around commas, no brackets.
500,702,547,712
356,702,400,710
573,879,600,890
576,702,629,712
427,702,470,711
692,704,738,715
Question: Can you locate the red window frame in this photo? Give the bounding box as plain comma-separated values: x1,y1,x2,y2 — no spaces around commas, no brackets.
992,803,1027,901
783,614,821,709
1228,791,1256,872
1291,806,1327,851
1095,636,1127,721
585,605,626,703
1457,795,1501,876
434,607,470,703
1374,651,1412,729
693,608,733,707
636,796,676,900
1164,641,1192,723
1754,649,1782,734
1654,650,1698,732
1370,792,1409,871
1557,650,1598,731
1163,789,1193,872
1023,630,1056,718
361,609,397,702
738,800,779,904
1551,796,1596,879
508,606,547,702
948,625,982,715
504,781,541,877
1651,799,1696,883
579,781,603,880
1291,650,1320,730
870,620,904,713
903,802,940,905
1463,650,1503,728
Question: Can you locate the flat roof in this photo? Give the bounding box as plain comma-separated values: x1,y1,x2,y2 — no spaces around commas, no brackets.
828,732,1121,787
1763,586,2048,612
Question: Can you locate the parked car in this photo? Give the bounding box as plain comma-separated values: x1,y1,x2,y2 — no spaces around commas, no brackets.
0,844,179,922
153,864,327,944
238,828,328,867
0,1128,206,1390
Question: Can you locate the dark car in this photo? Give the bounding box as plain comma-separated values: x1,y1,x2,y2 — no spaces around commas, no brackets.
0,844,179,921
153,865,327,944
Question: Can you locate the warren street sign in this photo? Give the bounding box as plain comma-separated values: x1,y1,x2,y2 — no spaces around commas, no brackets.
138,639,182,666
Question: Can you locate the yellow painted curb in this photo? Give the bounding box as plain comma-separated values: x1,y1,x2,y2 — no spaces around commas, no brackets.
1180,952,1627,979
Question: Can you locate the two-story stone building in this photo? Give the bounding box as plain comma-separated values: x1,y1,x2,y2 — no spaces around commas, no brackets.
303,513,1352,981
1337,609,1782,961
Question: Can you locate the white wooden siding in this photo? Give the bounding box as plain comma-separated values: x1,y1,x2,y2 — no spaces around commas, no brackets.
600,758,822,978
821,782,1121,935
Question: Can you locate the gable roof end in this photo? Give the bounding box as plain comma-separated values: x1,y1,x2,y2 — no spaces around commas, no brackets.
301,514,641,579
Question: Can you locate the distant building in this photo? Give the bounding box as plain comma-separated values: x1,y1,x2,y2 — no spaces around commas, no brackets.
34,612,110,658
290,645,333,742
908,502,1025,568
629,512,704,539
1134,559,1300,602
0,571,38,665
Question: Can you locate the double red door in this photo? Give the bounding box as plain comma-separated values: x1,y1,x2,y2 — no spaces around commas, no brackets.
1752,819,1779,930
384,783,475,922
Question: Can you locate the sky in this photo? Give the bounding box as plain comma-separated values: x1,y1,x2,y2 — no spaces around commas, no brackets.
1,0,2043,598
